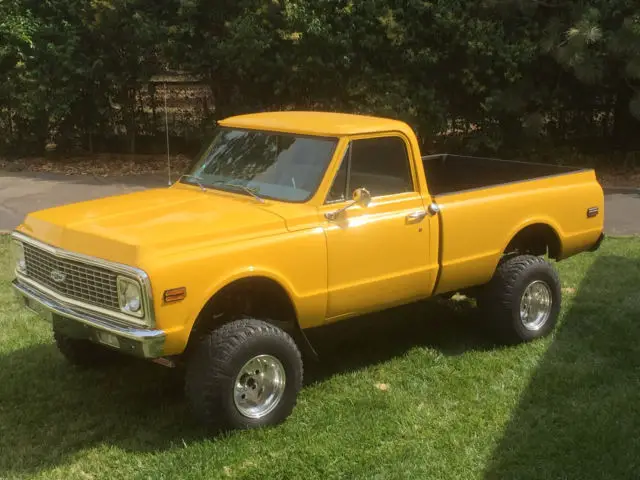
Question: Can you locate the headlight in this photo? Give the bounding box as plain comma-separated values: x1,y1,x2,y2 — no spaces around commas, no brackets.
10,239,26,275
117,276,144,318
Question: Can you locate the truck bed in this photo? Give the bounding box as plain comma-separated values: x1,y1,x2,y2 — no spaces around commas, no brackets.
424,154,603,296
422,154,586,196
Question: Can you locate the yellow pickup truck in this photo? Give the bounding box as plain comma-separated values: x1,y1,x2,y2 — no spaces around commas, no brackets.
10,111,604,431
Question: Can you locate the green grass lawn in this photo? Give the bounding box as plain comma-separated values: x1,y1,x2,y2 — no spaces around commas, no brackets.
1,235,639,479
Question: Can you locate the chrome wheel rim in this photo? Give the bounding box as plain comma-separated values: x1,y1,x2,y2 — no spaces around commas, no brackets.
233,354,286,419
519,280,553,331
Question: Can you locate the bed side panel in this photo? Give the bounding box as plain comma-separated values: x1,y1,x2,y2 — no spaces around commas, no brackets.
433,170,604,295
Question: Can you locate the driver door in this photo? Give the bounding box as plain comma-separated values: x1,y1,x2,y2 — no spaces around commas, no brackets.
320,134,432,321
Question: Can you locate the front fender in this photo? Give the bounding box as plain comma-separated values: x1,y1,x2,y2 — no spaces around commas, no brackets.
147,227,328,355
194,266,301,325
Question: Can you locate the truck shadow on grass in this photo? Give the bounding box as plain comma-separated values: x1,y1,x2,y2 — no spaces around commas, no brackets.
1,255,637,477
484,254,640,479
304,296,498,385
0,295,492,477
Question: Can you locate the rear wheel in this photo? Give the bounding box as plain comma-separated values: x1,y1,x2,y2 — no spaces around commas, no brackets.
479,255,561,343
54,331,123,367
185,318,303,432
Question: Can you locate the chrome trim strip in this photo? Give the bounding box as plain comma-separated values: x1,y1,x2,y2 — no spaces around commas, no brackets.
11,232,155,327
16,273,149,327
12,280,165,357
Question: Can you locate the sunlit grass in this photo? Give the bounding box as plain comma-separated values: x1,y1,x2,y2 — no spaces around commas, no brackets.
0,235,638,479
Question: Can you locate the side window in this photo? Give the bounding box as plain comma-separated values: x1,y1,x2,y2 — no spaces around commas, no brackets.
349,136,413,197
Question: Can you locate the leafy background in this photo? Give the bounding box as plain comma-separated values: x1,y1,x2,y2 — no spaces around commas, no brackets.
2,0,640,164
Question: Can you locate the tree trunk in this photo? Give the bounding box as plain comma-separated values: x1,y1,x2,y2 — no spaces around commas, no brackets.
35,109,49,155
210,73,236,120
612,83,640,150
126,87,137,154
7,106,13,137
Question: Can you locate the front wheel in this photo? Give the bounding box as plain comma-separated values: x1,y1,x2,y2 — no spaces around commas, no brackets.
185,318,303,432
479,255,562,343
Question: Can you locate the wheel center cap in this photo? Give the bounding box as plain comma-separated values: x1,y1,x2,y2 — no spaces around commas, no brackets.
233,354,287,419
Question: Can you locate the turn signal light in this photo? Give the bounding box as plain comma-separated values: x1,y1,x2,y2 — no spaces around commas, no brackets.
163,287,186,303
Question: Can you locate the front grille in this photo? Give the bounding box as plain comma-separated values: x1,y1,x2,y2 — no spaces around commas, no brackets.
23,243,120,311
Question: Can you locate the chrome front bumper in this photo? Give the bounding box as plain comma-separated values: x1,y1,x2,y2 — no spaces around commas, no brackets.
12,280,166,358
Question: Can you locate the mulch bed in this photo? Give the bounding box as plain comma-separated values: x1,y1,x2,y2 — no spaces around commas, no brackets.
0,154,192,177
597,169,640,188
1,154,638,188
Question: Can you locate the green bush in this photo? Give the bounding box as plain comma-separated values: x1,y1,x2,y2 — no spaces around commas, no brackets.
1,0,639,158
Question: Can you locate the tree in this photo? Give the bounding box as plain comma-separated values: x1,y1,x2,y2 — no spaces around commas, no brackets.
541,0,640,147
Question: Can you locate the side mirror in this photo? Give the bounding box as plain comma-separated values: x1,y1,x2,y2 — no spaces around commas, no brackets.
325,187,372,221
352,187,371,208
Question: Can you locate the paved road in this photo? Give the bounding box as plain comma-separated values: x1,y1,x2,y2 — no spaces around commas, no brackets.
1,172,639,234
0,172,166,231
601,188,640,236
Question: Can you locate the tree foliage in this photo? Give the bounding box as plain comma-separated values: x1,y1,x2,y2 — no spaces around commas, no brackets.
1,0,640,157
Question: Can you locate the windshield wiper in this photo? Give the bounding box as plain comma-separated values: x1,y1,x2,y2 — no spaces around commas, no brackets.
178,174,207,192
212,180,265,203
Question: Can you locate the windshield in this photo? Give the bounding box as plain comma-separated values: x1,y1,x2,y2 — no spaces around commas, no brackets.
182,127,338,202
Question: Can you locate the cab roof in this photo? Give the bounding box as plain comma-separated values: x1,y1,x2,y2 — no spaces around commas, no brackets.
218,111,413,137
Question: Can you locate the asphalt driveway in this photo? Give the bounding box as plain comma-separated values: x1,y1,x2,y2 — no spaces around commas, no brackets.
0,172,166,231
600,188,640,236
1,172,639,234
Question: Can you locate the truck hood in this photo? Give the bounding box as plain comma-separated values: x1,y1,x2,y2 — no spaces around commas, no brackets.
17,186,287,266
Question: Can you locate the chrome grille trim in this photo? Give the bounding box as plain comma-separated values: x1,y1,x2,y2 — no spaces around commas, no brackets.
22,243,120,310
11,232,155,328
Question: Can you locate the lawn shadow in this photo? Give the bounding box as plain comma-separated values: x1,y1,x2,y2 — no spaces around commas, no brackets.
0,295,492,477
0,343,208,477
484,255,640,479
304,296,497,385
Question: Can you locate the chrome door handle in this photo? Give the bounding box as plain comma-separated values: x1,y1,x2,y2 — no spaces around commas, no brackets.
406,210,427,223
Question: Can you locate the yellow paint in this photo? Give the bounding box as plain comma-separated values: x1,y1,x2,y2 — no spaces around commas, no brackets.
14,111,604,356
432,169,604,294
219,111,416,138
